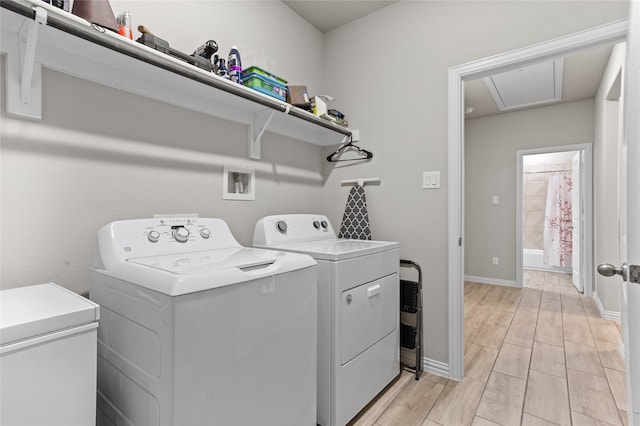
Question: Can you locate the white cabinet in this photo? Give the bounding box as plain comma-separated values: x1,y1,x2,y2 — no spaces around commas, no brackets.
0,0,351,159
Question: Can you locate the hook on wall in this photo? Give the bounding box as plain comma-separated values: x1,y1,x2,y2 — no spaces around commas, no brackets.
340,177,381,187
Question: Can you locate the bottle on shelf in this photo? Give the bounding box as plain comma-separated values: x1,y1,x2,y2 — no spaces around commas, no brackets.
116,12,132,40
228,46,242,84
216,57,229,79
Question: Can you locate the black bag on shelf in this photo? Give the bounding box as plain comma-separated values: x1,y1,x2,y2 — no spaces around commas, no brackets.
400,279,419,313
400,322,417,349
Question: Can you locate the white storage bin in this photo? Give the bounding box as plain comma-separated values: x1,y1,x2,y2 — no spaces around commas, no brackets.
0,282,100,426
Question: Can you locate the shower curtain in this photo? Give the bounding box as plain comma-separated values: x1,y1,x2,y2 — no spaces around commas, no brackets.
543,172,573,267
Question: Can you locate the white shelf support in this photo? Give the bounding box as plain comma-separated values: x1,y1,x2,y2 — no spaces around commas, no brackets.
6,6,46,119
248,109,277,160
20,6,46,104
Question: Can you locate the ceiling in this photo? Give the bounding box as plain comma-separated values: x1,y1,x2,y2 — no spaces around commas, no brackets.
281,1,616,119
282,1,398,33
465,42,616,119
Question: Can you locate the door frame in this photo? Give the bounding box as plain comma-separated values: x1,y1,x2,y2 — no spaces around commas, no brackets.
515,144,593,296
447,19,628,380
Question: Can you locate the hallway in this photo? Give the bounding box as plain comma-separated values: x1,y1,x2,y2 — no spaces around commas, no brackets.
349,271,628,425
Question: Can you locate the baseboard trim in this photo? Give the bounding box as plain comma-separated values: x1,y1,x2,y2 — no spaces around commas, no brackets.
422,357,450,379
464,275,518,288
593,292,621,321
522,265,572,273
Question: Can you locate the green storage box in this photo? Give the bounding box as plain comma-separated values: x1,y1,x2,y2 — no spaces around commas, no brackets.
242,66,288,86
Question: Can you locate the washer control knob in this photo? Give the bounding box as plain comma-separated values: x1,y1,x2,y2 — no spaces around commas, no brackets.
313,221,321,229
276,220,287,234
321,220,328,229
173,227,190,243
200,228,211,239
148,230,160,243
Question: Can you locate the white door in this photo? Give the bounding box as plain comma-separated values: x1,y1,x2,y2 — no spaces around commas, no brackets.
623,0,640,420
598,1,639,422
571,152,582,291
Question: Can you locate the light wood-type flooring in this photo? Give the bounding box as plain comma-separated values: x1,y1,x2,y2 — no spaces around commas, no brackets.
348,271,628,426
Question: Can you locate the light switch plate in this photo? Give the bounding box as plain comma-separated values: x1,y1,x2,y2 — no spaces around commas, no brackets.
423,171,440,189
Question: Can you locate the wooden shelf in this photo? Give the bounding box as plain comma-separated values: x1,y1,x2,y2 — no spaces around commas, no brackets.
0,0,351,159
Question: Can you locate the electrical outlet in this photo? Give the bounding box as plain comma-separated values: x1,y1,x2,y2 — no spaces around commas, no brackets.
492,257,499,265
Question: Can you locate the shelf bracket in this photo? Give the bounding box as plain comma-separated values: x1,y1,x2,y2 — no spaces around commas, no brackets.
6,6,47,120
248,109,277,160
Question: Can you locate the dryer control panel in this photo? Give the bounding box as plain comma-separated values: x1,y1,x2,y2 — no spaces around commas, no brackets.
254,214,337,246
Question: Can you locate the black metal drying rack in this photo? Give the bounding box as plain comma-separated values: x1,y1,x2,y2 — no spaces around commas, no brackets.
399,259,423,380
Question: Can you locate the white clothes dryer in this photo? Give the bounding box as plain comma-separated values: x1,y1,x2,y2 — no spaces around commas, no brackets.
90,217,317,426
254,214,400,426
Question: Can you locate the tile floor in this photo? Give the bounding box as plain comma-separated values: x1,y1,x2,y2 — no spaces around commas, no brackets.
348,271,628,426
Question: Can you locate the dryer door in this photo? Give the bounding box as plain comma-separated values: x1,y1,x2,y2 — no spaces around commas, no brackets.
340,273,398,365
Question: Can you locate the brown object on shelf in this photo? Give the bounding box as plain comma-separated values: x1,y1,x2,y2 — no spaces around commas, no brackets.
72,0,117,32
286,85,311,107
138,25,154,36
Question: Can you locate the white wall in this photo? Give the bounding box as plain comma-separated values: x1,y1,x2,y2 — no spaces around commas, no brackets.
0,0,629,370
594,42,626,314
465,101,594,282
0,1,326,294
322,1,628,365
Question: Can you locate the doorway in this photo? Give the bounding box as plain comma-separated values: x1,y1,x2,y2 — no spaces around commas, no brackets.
447,19,627,381
516,145,593,297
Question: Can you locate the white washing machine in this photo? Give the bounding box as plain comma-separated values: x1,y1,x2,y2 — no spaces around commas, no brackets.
90,217,317,426
254,214,399,426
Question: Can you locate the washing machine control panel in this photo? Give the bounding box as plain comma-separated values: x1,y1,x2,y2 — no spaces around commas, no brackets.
146,219,213,245
101,217,241,260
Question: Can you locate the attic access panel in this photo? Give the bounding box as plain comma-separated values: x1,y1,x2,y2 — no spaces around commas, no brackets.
484,58,564,111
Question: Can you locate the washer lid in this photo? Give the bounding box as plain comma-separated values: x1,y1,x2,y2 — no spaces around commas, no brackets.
99,247,316,296
127,247,293,275
0,283,100,347
257,238,398,261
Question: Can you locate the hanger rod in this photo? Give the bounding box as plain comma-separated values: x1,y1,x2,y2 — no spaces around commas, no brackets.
341,177,381,186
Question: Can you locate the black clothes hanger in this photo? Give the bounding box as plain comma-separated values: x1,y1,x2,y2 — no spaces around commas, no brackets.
326,135,374,162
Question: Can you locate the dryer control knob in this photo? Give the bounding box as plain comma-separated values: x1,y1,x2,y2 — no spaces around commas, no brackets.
313,221,321,229
173,227,190,243
276,220,287,234
321,220,328,229
200,228,211,239
148,230,160,243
